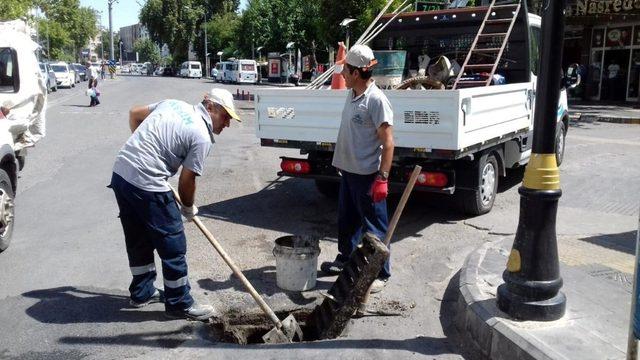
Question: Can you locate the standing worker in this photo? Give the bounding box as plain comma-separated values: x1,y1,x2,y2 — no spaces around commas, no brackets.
320,45,395,293
109,88,241,320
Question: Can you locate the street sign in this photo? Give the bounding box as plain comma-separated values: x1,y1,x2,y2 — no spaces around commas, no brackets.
415,0,448,11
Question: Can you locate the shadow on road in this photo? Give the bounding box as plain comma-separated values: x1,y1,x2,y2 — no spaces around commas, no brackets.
196,265,330,306
580,230,637,255
197,177,478,246
22,286,168,324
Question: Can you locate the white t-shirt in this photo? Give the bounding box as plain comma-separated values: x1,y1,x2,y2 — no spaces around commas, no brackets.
89,66,99,79
113,100,213,192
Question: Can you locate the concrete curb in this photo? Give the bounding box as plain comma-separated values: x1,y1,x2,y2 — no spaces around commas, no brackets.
570,114,640,124
454,237,629,360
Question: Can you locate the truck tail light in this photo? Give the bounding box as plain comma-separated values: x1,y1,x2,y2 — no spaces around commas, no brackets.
412,171,448,187
280,159,311,174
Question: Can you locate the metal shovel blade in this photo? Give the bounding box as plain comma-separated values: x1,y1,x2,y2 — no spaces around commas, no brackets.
261,314,304,344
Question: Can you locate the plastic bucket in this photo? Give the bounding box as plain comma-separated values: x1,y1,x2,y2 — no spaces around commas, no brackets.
273,235,321,291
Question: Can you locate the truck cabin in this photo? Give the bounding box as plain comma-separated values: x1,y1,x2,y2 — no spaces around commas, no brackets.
371,5,535,89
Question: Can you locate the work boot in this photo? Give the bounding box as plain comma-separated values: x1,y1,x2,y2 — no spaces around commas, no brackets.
129,288,164,308
370,277,389,294
320,258,345,275
165,302,219,321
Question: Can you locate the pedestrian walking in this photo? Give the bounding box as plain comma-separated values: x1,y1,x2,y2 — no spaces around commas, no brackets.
320,45,395,293
87,61,98,89
100,60,106,80
109,88,241,321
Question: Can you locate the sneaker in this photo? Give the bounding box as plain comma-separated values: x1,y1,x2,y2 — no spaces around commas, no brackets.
370,278,389,294
129,288,164,308
320,259,345,275
165,302,219,321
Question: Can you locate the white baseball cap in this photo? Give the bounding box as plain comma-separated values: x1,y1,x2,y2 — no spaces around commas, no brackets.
337,44,378,70
206,88,241,122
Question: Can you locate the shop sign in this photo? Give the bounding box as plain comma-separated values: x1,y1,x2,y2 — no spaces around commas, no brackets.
567,0,640,16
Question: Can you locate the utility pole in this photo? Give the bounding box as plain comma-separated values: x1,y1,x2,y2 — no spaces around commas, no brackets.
108,0,118,78
497,0,567,321
204,12,209,79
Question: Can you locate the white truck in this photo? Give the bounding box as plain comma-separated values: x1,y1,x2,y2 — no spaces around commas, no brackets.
255,6,577,215
0,20,47,251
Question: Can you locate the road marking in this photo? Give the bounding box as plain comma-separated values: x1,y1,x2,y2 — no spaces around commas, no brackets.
558,236,633,274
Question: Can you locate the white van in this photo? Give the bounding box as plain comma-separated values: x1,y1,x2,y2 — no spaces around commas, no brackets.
216,61,234,83
233,59,258,84
180,61,202,78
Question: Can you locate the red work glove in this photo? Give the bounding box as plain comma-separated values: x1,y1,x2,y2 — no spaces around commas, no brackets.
370,177,388,203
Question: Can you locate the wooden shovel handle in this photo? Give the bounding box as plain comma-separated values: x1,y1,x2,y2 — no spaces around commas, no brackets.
361,165,422,308
383,166,422,247
169,185,283,329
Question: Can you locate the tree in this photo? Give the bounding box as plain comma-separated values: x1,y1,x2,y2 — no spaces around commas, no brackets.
38,18,73,61
98,31,121,61
236,0,322,59
0,0,34,21
140,0,242,64
134,38,161,64
140,0,205,63
38,0,98,61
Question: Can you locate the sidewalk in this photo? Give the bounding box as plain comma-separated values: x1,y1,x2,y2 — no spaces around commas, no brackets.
569,100,640,124
454,234,634,360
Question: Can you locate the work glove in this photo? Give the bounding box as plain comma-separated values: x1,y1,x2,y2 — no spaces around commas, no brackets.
370,177,388,203
180,204,199,221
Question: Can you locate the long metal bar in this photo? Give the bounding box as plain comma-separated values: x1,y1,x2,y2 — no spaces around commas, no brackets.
353,0,396,45
361,4,412,45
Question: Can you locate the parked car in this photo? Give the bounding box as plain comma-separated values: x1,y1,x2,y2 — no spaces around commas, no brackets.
49,62,75,88
162,67,175,77
72,63,87,81
154,66,164,76
38,62,57,92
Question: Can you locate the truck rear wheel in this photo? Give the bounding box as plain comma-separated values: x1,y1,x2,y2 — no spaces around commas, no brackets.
460,153,498,216
315,179,339,199
0,169,15,252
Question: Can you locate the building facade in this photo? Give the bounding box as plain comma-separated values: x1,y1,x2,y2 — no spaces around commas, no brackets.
564,0,640,102
119,23,149,62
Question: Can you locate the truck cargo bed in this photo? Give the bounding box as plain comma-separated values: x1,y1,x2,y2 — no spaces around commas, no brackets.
256,83,532,157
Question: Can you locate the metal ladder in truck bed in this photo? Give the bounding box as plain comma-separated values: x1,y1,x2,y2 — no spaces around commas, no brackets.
452,0,522,89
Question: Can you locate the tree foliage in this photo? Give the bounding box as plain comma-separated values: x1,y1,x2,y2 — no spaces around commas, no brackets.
140,0,240,64
38,0,98,61
134,38,161,64
0,0,34,21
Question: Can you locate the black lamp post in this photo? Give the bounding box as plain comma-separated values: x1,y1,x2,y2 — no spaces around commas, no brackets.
496,0,567,321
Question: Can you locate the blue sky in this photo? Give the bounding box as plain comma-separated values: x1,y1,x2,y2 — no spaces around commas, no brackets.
80,0,249,31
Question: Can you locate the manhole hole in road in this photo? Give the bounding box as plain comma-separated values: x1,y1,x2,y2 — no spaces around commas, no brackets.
208,309,314,345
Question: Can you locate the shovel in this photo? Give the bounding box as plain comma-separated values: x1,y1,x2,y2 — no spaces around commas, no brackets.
356,165,422,317
169,185,303,344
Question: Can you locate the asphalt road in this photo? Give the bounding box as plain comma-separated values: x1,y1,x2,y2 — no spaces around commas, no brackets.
0,75,637,359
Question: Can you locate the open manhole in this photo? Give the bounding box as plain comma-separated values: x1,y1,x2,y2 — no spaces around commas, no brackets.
208,309,315,345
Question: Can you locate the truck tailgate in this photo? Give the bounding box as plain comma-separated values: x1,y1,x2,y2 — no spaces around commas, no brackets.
256,83,531,152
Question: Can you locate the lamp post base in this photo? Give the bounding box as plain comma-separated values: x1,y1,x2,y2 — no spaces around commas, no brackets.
497,283,566,321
